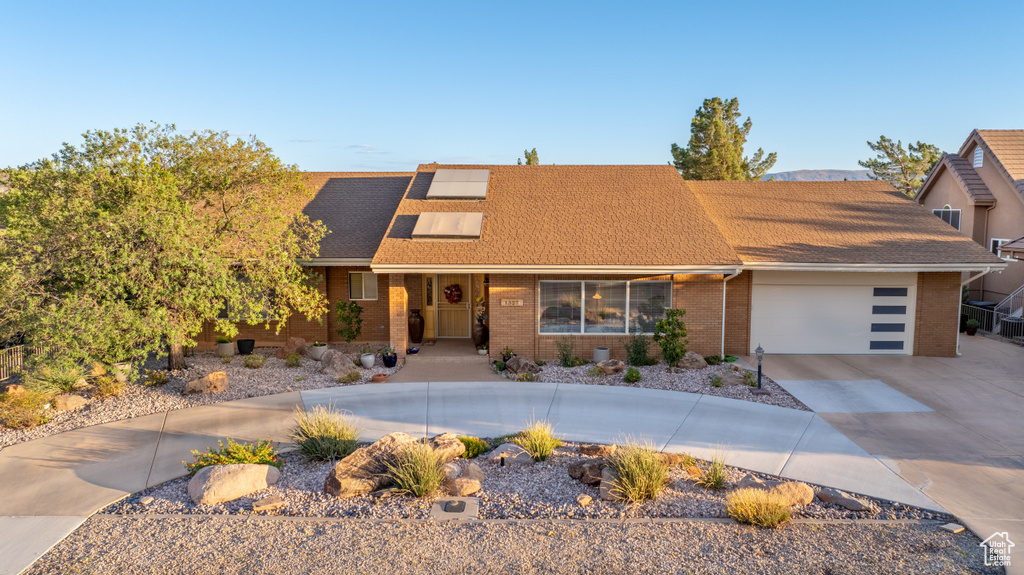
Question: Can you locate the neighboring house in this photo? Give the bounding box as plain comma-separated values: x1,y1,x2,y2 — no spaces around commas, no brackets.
197,164,1003,360
917,129,1024,304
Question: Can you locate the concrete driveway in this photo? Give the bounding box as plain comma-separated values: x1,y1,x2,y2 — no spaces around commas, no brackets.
758,335,1024,573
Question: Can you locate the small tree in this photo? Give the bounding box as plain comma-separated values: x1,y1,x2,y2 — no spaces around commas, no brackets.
517,148,539,165
653,309,688,367
858,136,942,198
336,300,363,342
671,97,776,181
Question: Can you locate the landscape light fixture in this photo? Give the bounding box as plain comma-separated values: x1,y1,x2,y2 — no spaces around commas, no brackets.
755,344,764,390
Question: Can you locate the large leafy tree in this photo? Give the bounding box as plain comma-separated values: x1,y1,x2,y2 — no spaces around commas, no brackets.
858,136,942,198
0,124,327,370
671,97,777,180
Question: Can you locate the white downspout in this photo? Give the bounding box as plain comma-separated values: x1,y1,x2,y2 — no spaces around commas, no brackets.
958,267,993,356
721,269,742,358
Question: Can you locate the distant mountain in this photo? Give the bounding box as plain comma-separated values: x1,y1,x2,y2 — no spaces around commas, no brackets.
763,169,873,182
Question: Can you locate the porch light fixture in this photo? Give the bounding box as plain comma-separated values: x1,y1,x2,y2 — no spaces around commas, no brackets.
755,344,764,390
592,293,602,300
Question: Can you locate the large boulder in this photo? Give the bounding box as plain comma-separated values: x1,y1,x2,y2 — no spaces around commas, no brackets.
677,352,708,370
3,384,26,397
817,487,873,511
275,337,307,359
771,481,815,506
599,467,619,501
428,433,466,461
488,443,534,466
187,463,281,505
444,478,481,496
580,444,616,457
184,372,227,395
505,356,541,375
463,462,486,482
568,461,605,486
53,394,87,411
596,359,625,375
324,432,417,497
319,350,359,377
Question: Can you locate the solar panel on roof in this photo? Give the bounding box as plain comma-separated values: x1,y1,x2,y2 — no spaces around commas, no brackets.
426,169,489,199
411,212,484,239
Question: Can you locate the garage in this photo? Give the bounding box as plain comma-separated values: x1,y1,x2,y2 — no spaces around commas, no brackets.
749,271,916,355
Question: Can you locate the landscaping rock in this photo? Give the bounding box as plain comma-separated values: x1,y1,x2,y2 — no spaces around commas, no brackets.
3,384,25,397
89,363,107,377
721,372,747,387
568,461,604,486
488,443,534,466
71,379,93,391
252,495,286,512
188,464,281,505
599,467,619,501
443,462,462,481
770,481,815,506
53,394,88,411
275,337,307,359
817,487,873,511
463,462,486,482
139,496,154,506
576,494,593,507
657,453,684,467
596,359,625,375
735,473,780,491
183,371,227,395
444,478,481,496
324,432,418,497
319,350,359,377
677,351,708,370
428,433,467,462
580,444,616,457
685,465,703,479
505,356,541,375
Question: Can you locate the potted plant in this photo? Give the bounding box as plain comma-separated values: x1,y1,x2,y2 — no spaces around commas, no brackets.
477,345,488,356
216,336,234,357
236,339,256,355
965,318,980,336
501,345,515,362
308,341,328,361
381,345,398,368
360,346,376,369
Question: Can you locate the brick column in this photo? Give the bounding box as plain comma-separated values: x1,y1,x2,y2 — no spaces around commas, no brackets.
388,274,408,362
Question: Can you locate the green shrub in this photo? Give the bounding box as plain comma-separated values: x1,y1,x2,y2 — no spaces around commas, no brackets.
966,318,980,328
337,371,360,384
653,309,688,367
144,369,169,386
384,441,446,498
723,355,738,363
495,360,506,372
744,371,757,387
704,355,723,366
336,300,363,343
220,355,233,364
491,432,522,447
696,451,728,490
555,336,586,367
94,375,124,398
609,439,670,502
285,353,302,368
710,375,723,388
290,405,360,461
626,332,657,366
515,372,537,382
623,367,641,384
216,336,232,344
681,453,697,468
501,346,515,358
534,360,547,367
727,488,791,528
244,354,266,369
587,365,602,377
184,438,281,474
458,435,490,459
0,389,51,429
25,359,85,394
514,419,562,462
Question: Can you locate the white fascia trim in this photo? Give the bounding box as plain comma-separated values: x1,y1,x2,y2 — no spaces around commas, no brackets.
370,264,743,275
741,261,1009,273
301,258,374,266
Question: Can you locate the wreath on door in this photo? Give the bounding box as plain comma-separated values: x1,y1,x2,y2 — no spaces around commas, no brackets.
443,284,462,304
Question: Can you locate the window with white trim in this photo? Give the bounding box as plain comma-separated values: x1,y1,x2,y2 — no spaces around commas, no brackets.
349,272,378,300
991,238,1013,261
932,204,961,230
973,147,984,168
538,280,672,334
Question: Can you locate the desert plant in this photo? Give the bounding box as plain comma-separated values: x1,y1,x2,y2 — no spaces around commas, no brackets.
285,353,302,368
0,389,51,429
361,345,374,355
290,405,360,461
384,441,446,498
184,438,281,474
609,439,670,502
515,372,537,382
626,332,656,366
727,488,791,528
696,451,728,490
624,367,641,384
495,360,506,372
710,374,723,388
94,375,125,398
144,369,169,386
337,371,360,384
587,365,602,377
556,335,576,367
244,354,266,369
336,300,364,343
653,309,688,367
514,419,562,462
744,371,757,387
216,336,232,344
24,359,85,394
704,355,723,366
220,355,233,364
458,435,490,459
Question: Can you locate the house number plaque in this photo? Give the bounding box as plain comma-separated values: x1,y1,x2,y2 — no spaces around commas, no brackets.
501,299,524,307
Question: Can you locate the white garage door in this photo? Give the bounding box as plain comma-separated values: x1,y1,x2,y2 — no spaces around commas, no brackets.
750,272,916,355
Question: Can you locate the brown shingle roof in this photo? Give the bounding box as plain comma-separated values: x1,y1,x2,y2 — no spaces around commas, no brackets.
372,164,742,269
687,180,1003,265
919,154,996,205
962,129,1024,199
302,172,414,259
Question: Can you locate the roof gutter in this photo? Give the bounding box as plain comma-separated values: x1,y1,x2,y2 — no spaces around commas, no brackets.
370,264,742,274
741,262,1008,273
957,267,995,356
301,258,374,267
721,269,742,358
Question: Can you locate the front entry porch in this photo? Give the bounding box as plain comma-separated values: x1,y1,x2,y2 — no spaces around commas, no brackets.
388,339,503,383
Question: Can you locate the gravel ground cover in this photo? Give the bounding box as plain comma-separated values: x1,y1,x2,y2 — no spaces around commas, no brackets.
526,362,808,411
0,345,400,449
107,441,946,523
27,514,998,575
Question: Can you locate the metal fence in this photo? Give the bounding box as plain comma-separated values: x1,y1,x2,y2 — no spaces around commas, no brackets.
0,345,27,382
962,304,1024,345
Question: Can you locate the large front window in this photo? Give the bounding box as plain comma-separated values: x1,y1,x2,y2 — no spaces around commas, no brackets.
539,280,672,334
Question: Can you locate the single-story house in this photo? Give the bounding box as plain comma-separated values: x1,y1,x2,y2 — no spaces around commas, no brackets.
198,164,1005,360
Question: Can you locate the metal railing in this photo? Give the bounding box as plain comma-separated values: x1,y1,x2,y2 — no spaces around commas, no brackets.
963,303,1024,345
0,345,26,383
993,284,1024,334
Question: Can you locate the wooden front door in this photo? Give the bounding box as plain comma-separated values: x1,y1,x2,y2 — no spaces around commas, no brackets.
436,273,471,338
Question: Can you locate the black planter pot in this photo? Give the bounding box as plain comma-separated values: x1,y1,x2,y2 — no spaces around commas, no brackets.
237,339,256,355
502,353,515,363
960,314,968,333
965,326,978,336
382,354,398,368
408,309,425,344
472,319,489,348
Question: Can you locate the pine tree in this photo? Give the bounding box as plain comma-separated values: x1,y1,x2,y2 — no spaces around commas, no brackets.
671,97,776,180
858,136,942,198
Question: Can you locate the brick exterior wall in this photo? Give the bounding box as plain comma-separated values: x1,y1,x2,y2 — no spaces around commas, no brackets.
488,273,729,362
724,271,752,356
388,274,408,361
913,271,960,357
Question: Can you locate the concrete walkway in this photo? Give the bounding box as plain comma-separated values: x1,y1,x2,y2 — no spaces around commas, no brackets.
758,335,1024,575
0,379,944,575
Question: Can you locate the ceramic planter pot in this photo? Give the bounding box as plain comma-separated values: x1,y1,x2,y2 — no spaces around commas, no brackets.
360,353,375,369
478,349,488,356
308,345,328,361
112,362,132,384
966,325,978,336
216,343,234,356
371,374,388,383
237,339,256,355
382,354,398,368
408,309,425,344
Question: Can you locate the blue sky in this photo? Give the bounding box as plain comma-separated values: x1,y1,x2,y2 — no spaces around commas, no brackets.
2,1,1022,172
